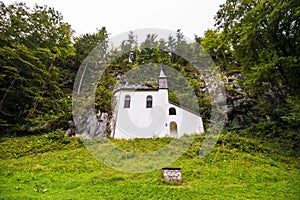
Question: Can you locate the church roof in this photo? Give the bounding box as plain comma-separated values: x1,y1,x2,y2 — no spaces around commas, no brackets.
159,68,167,78
113,84,158,94
169,101,201,117
114,68,168,93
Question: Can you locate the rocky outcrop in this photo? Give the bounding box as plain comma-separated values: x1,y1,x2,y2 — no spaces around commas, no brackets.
66,110,108,138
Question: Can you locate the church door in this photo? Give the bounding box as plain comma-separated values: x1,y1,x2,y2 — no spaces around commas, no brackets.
170,122,178,138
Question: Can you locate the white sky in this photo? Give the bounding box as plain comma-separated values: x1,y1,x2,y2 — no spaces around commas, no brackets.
3,0,225,39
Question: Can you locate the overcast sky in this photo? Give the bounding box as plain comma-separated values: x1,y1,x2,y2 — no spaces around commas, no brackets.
3,0,225,39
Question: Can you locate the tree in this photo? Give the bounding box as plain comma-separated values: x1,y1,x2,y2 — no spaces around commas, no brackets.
0,2,75,134
215,0,300,134
65,27,108,89
98,31,212,128
199,30,249,128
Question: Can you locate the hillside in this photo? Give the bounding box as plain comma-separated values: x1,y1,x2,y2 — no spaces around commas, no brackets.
1,1,299,199
1,131,299,200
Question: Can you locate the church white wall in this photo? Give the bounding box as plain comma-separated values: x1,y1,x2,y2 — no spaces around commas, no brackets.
112,89,204,139
166,104,204,138
113,89,169,139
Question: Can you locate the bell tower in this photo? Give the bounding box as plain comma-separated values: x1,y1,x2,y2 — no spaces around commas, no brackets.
158,68,168,89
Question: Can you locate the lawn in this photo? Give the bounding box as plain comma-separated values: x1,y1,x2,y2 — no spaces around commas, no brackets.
0,131,299,199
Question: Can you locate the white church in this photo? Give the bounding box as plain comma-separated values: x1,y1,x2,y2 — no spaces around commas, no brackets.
111,69,204,139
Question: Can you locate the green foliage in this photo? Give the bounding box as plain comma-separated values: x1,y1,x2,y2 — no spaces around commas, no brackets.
94,31,212,126
214,0,300,134
95,74,116,113
0,1,299,197
0,2,75,134
1,0,299,146
199,30,250,130
281,96,300,129
199,30,237,73
66,27,108,87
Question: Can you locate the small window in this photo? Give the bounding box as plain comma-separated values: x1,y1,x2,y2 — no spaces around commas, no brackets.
124,95,131,108
146,95,152,108
169,107,176,115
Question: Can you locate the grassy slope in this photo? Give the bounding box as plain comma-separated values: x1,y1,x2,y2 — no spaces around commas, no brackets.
0,131,299,200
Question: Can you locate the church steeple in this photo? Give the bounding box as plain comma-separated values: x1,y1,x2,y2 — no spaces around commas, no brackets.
158,68,168,89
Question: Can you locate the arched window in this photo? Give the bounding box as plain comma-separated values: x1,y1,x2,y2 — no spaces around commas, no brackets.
124,95,131,108
169,107,176,115
146,95,153,108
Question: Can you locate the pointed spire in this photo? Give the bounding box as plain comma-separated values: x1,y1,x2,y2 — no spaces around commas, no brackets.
158,67,168,89
159,67,167,78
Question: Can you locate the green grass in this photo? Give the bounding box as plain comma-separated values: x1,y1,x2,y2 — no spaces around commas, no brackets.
0,130,299,199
